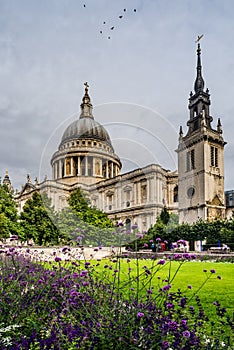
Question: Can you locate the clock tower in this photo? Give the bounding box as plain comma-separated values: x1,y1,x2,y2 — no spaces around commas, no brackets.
177,42,226,224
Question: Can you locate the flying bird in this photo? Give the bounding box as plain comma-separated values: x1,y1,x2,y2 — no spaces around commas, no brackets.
83,4,86,7
108,36,111,39
123,9,126,12
195,34,204,43
134,9,136,12
100,31,102,34
110,26,114,30
103,21,106,24
119,15,123,19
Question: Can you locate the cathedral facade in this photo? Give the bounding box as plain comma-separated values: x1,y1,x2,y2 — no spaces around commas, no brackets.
13,82,178,231
6,43,231,229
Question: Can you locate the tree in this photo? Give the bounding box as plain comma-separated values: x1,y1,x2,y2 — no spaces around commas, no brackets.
68,188,113,228
19,192,60,245
0,183,21,241
60,188,114,246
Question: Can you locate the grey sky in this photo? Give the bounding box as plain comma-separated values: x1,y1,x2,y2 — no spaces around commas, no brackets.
0,0,234,190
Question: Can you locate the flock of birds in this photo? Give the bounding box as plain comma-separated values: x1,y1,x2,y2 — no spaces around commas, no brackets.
83,4,137,39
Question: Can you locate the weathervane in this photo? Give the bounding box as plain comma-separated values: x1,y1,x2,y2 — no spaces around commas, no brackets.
84,82,89,93
195,34,204,43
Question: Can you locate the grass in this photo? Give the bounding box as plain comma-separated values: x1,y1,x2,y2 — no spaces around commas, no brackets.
1,247,233,349
86,258,234,318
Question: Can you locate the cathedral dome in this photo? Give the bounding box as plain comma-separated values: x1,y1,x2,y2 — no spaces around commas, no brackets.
61,117,112,146
60,82,112,148
51,83,122,185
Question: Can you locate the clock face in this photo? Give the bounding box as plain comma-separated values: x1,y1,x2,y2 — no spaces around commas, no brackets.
187,187,195,198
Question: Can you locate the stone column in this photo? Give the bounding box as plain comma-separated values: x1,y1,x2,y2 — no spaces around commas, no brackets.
106,160,109,178
134,182,137,205
111,162,114,178
93,157,96,176
70,157,74,176
58,160,62,178
100,160,103,177
78,156,81,175
137,182,141,204
117,186,121,209
85,157,88,176
147,178,150,203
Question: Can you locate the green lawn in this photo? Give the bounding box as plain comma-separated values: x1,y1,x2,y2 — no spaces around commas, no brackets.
87,258,234,317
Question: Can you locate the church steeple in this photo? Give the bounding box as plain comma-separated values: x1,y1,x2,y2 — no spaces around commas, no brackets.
187,41,213,134
194,43,205,93
80,82,94,119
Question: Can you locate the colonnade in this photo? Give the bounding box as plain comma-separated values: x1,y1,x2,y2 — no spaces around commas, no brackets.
52,155,120,180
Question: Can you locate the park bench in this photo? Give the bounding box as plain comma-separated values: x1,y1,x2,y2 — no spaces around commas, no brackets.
208,247,230,254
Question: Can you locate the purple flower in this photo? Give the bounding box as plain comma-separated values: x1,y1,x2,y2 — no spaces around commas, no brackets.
62,246,68,253
143,243,148,248
210,269,216,274
116,220,124,227
166,303,174,308
131,224,138,230
161,341,170,349
126,230,131,235
157,259,165,265
217,275,222,279
162,284,171,291
182,330,191,338
180,319,187,326
54,257,61,262
187,285,192,289
80,270,88,277
137,312,144,318
156,237,161,241
137,233,143,239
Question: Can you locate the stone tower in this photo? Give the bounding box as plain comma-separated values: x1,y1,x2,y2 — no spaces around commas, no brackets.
177,43,226,224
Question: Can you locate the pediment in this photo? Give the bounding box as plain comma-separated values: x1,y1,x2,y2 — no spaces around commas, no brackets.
20,183,36,195
210,194,223,207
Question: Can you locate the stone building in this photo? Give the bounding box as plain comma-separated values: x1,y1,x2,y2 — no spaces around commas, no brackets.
177,43,226,224
7,43,231,229
14,83,178,231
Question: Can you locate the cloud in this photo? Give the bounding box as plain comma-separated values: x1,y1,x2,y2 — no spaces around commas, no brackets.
0,0,233,191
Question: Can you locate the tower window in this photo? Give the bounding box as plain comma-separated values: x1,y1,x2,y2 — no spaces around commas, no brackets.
211,146,218,167
173,186,178,202
186,149,195,171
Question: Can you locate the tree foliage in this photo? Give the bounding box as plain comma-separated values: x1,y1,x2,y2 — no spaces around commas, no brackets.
68,188,113,228
19,192,60,245
0,183,21,241
56,188,114,246
148,208,234,250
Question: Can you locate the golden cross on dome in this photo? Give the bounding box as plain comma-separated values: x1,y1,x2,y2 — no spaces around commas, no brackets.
84,82,89,93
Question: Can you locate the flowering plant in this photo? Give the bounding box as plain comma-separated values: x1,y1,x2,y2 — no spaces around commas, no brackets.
0,235,233,349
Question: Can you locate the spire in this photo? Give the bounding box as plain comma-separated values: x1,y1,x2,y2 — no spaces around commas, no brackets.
217,118,222,133
3,170,14,193
80,82,94,119
194,43,205,94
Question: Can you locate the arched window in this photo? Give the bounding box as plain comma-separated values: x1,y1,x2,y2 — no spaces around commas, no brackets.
173,186,178,202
